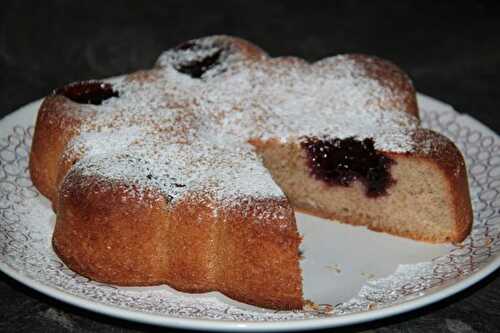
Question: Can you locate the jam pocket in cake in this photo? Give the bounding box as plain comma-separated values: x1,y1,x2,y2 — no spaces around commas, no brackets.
55,81,118,105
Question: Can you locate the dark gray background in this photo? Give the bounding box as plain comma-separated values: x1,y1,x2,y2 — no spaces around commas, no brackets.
1,1,499,332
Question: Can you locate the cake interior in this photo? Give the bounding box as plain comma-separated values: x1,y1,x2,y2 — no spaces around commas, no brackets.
253,138,458,243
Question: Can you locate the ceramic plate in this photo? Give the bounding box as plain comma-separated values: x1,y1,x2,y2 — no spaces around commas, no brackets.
1,94,499,331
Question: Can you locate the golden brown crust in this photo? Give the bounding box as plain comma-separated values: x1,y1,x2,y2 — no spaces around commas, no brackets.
53,170,302,309
216,35,269,61
29,95,88,202
53,176,171,285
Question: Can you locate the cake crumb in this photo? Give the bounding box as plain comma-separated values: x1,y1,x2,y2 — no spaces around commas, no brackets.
303,300,334,314
325,263,341,274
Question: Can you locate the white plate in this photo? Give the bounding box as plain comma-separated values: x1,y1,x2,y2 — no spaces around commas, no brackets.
0,94,499,332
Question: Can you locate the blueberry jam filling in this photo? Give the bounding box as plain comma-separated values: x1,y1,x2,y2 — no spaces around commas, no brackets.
174,41,224,78
301,137,395,197
55,81,118,105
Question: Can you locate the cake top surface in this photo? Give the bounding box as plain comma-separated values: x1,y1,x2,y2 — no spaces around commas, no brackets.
58,35,420,207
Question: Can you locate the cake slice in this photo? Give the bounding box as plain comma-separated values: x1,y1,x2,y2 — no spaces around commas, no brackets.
253,128,472,243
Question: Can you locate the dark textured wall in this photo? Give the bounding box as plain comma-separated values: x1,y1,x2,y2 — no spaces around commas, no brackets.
0,1,499,332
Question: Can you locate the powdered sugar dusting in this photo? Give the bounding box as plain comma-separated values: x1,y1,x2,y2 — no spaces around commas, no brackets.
62,36,418,208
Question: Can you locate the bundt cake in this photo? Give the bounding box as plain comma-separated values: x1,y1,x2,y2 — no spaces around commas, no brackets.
29,35,473,310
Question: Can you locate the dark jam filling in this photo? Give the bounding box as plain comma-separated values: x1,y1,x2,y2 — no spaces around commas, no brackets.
174,41,224,78
55,81,119,105
301,137,395,197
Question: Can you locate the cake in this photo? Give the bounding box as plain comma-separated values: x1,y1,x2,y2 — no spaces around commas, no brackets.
29,35,473,310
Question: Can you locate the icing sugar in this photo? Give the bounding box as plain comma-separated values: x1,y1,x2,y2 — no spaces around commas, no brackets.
64,37,418,207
